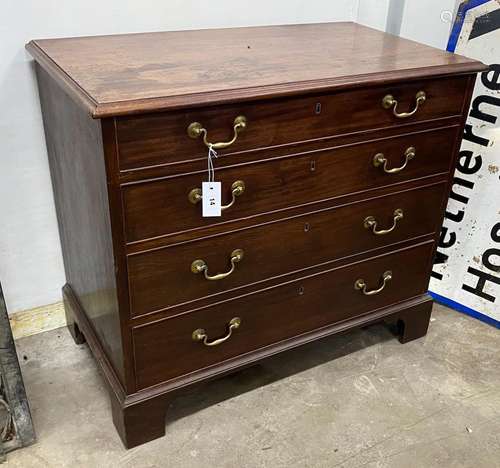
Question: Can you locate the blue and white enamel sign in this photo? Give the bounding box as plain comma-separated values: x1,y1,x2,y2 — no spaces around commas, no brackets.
429,0,500,328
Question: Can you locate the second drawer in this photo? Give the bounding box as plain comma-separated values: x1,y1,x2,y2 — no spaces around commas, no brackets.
127,182,446,317
122,125,458,242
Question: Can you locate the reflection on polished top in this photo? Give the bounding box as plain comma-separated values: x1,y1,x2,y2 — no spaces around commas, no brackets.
26,22,484,117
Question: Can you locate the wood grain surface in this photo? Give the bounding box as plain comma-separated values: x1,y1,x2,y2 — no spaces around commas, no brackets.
36,65,126,384
133,241,435,389
127,183,445,317
116,76,467,170
26,22,486,117
122,126,457,243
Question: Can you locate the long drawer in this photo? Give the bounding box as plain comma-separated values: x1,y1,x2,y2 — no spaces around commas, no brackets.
122,126,457,242
132,241,434,389
116,76,467,171
127,183,446,317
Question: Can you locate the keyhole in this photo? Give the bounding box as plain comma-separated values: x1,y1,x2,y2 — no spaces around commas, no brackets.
304,223,310,232
315,102,322,114
310,160,316,172
298,286,305,295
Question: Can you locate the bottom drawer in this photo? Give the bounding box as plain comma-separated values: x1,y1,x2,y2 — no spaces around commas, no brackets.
133,241,434,389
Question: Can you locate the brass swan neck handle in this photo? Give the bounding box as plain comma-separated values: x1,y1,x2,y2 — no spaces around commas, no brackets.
364,209,404,235
192,317,242,347
373,147,416,174
355,271,392,296
191,249,244,281
188,180,245,211
382,91,426,119
187,116,247,150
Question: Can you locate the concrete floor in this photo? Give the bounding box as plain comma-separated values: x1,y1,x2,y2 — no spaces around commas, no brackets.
4,304,500,468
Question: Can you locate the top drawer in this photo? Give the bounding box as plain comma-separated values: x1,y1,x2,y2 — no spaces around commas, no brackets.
116,76,468,171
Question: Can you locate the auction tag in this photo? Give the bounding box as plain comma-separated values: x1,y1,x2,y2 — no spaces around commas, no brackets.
202,181,221,217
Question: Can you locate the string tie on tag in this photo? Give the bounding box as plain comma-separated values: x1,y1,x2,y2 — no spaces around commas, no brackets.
207,145,218,182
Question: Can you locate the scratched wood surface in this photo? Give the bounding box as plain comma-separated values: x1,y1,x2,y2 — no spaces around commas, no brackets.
26,22,485,117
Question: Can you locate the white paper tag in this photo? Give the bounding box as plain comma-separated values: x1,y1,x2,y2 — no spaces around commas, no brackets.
202,181,221,217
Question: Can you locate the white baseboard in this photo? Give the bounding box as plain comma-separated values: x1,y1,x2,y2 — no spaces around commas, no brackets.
9,301,66,340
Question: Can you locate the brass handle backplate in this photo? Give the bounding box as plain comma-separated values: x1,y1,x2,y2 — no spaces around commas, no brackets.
364,209,404,236
382,91,426,118
188,180,245,210
373,147,416,174
355,271,392,296
192,317,241,346
187,115,247,150
191,249,244,281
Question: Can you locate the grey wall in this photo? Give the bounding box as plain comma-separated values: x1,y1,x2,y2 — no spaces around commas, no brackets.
357,0,458,48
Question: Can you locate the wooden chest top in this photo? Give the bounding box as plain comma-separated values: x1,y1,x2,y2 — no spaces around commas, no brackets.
26,22,484,118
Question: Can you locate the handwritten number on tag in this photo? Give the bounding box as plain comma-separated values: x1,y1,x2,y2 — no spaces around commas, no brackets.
202,181,221,217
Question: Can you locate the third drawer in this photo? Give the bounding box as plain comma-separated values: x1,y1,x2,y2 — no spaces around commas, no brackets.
127,182,446,317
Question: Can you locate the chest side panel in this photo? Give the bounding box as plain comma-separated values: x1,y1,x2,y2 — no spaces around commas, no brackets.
36,65,126,386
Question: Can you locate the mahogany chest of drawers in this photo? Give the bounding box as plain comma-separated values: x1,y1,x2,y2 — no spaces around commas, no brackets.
27,22,486,448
